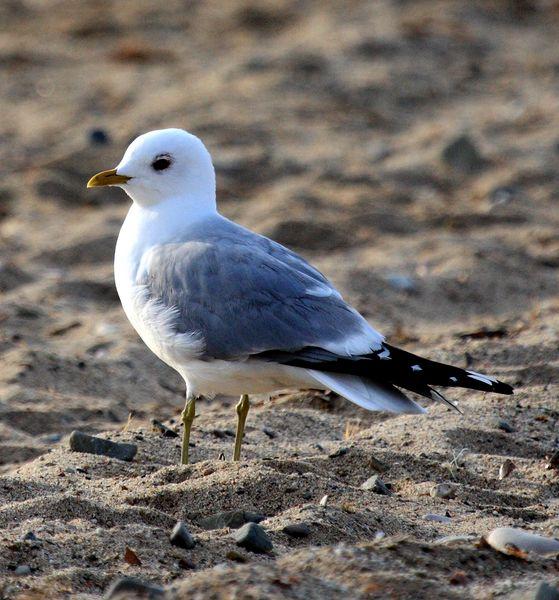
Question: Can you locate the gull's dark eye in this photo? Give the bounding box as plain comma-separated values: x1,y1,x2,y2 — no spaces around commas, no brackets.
151,156,172,171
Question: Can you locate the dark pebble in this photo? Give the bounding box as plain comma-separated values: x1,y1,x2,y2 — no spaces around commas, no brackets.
69,430,137,461
441,134,485,174
89,128,110,145
104,576,164,599
282,523,311,538
233,522,273,554
262,427,277,438
534,582,559,600
494,418,514,433
361,475,392,495
170,521,195,549
226,549,249,563
329,447,349,458
151,419,179,438
178,557,196,570
198,509,266,530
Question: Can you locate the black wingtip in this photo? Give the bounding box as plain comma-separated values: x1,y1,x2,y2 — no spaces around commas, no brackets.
492,381,514,395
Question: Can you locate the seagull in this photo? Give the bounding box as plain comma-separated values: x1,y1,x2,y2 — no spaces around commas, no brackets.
87,128,513,464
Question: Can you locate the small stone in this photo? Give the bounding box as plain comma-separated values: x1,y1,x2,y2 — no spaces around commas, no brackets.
21,531,37,542
177,558,196,570
233,522,273,554
14,565,31,576
170,521,195,549
423,513,452,523
198,509,265,530
534,582,559,600
499,459,516,480
361,475,392,495
545,451,559,470
151,419,179,438
430,483,456,499
485,527,559,558
441,134,485,174
69,430,137,461
328,447,348,458
104,576,164,599
448,570,467,585
282,523,311,538
319,494,329,506
494,419,515,433
226,549,249,563
262,427,277,439
124,547,141,566
89,128,110,145
386,274,417,293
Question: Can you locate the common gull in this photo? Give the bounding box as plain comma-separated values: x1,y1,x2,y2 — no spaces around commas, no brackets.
87,128,513,464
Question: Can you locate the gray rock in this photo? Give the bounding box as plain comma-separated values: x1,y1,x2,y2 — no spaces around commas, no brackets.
151,419,179,438
233,522,273,554
442,134,485,174
282,523,311,538
198,509,265,530
14,565,31,576
170,521,195,549
534,582,559,600
361,475,392,495
104,576,164,599
423,513,452,523
69,430,137,462
494,418,515,433
430,483,456,499
386,274,417,293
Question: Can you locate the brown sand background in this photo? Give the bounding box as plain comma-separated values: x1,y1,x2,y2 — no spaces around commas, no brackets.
1,0,559,597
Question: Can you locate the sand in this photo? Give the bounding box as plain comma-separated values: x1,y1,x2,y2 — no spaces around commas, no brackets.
1,0,559,598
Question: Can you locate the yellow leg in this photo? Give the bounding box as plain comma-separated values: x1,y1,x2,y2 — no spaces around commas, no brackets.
233,394,250,462
181,396,196,465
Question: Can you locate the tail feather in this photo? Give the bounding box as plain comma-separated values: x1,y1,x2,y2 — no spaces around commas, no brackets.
309,370,426,414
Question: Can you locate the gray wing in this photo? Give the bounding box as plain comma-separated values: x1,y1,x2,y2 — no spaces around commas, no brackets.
137,219,383,360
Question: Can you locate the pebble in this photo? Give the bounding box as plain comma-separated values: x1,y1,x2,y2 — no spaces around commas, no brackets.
104,576,164,599
262,427,277,438
151,419,179,438
494,418,515,433
423,513,452,523
14,565,31,576
233,522,273,554
282,523,311,538
319,494,329,506
361,475,392,495
89,128,110,145
198,509,265,530
170,521,195,549
499,459,516,480
485,527,559,558
328,447,348,458
386,274,417,293
441,134,485,174
69,431,137,462
430,483,456,499
534,582,559,600
226,549,248,563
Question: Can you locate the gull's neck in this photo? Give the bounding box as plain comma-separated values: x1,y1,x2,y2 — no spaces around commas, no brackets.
120,194,219,258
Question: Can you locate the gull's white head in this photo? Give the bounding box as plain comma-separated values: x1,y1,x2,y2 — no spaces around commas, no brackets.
87,128,216,209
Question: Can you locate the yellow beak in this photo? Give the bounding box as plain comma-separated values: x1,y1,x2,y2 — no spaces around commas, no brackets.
87,168,131,188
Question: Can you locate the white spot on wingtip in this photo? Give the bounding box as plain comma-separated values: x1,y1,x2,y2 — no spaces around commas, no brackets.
466,370,496,386
449,376,458,383
377,347,391,360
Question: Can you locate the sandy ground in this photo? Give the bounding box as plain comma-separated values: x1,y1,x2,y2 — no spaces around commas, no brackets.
1,0,559,598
